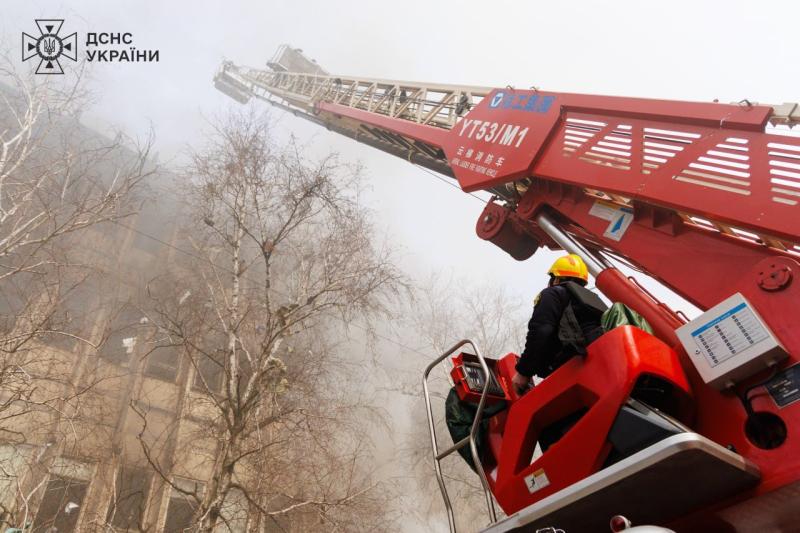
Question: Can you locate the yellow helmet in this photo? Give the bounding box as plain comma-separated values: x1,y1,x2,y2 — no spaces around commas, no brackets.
547,254,589,283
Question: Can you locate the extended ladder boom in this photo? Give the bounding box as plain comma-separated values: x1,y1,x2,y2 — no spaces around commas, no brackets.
215,51,800,245
216,45,800,533
216,59,491,179
214,44,800,363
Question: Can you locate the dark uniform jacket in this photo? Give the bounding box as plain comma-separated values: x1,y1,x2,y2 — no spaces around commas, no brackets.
516,282,606,379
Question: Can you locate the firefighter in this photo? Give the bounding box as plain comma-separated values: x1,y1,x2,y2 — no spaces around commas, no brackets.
511,254,607,395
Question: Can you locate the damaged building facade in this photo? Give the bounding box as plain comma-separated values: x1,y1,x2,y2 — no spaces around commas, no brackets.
0,119,248,532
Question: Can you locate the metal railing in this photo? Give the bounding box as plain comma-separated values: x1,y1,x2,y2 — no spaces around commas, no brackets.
422,339,497,532
219,63,490,131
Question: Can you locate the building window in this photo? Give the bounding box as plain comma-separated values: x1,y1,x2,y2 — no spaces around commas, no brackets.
130,206,175,256
38,279,99,353
144,344,181,382
192,350,225,394
218,488,248,532
0,282,25,337
163,478,203,533
98,306,146,364
32,475,88,532
106,466,151,530
0,444,34,512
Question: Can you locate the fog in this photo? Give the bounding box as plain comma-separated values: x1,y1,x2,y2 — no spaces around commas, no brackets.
2,2,799,531
6,0,799,312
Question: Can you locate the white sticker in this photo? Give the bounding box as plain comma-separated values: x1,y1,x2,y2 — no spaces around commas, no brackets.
603,208,634,242
589,200,618,221
589,200,634,242
523,468,550,494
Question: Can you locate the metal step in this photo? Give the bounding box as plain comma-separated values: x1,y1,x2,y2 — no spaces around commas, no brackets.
481,433,760,533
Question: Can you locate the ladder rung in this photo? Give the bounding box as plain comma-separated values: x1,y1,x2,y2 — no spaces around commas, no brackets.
436,436,470,461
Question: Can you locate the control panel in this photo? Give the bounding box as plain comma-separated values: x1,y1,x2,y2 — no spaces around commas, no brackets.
676,293,788,389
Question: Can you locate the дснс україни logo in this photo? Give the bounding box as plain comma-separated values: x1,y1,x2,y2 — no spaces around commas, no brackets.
22,20,78,75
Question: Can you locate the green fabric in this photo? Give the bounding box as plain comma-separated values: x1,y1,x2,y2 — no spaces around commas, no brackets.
601,302,654,334
444,387,506,471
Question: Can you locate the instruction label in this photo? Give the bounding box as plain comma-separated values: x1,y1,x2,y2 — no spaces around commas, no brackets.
524,468,550,494
766,365,800,408
690,302,769,368
589,200,634,242
589,200,618,220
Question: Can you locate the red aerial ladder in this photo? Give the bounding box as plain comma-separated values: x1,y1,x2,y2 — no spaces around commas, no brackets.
215,45,800,532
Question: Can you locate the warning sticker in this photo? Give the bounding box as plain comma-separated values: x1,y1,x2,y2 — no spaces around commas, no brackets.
523,468,550,494
589,200,634,242
766,364,800,408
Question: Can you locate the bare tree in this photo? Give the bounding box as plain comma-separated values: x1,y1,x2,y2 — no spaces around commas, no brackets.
0,54,154,348
135,110,403,532
0,57,154,531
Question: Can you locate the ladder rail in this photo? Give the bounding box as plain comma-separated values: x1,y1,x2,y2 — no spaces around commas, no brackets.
422,339,498,532
222,63,800,132
218,62,800,247
215,54,800,312
223,63,491,130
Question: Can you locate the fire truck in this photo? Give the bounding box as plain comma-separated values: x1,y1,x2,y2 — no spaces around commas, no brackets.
214,45,800,532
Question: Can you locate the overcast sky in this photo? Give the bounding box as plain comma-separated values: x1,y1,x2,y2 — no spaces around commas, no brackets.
3,0,800,317
4,3,799,529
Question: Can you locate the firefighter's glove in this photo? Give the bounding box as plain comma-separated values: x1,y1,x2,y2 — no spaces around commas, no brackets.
512,372,532,396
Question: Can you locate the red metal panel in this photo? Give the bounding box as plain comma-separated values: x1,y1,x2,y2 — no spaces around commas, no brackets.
512,188,800,514
516,182,793,311
484,327,691,515
320,90,796,243
444,91,769,193
531,112,798,243
439,91,564,190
